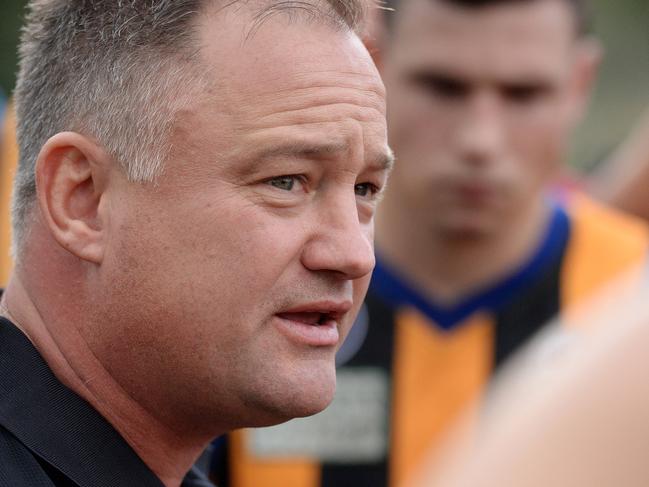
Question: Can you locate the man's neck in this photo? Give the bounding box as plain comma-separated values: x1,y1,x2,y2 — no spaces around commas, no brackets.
375,198,552,306
1,272,211,487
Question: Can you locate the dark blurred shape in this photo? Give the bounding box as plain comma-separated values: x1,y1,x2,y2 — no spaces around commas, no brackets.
0,1,26,95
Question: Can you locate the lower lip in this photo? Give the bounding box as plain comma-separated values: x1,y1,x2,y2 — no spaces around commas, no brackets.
272,315,340,347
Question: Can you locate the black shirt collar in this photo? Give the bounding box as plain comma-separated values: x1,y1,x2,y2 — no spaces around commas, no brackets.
0,317,213,487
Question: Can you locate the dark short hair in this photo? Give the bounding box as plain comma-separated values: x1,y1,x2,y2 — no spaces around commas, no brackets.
383,0,590,37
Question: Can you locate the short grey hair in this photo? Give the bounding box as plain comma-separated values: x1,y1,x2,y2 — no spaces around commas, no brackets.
13,0,366,252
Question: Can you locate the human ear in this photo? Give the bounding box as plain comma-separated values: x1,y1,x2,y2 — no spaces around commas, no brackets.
362,5,389,71
567,37,602,126
35,132,112,264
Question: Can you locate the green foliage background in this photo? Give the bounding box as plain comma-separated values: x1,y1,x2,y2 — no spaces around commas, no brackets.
0,0,24,98
0,0,648,169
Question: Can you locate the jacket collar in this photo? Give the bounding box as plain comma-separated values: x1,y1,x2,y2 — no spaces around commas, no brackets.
0,317,179,486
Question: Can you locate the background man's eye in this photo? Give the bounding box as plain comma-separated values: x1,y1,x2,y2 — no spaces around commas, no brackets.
503,84,549,104
268,176,296,191
410,73,469,100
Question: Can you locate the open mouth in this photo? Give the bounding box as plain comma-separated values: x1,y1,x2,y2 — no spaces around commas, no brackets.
276,311,332,326
273,308,343,347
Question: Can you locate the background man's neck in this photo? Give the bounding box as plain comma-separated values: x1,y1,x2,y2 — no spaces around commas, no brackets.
375,198,552,305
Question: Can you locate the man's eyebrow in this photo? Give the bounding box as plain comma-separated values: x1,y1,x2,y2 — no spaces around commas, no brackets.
254,142,395,170
256,141,349,160
378,147,395,171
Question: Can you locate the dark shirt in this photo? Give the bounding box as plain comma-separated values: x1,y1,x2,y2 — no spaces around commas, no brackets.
0,317,215,487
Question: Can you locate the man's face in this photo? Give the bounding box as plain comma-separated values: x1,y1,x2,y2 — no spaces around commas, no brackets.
94,10,390,431
380,0,592,237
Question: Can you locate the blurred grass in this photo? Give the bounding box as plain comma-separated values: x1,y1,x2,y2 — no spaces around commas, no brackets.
0,0,648,171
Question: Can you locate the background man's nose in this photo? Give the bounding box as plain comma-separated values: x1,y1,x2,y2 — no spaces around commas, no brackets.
457,93,506,166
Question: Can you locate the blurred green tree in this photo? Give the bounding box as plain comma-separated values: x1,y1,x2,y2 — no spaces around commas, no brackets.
0,0,26,97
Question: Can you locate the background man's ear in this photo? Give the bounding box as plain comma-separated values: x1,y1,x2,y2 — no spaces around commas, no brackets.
362,4,390,71
35,132,113,264
568,37,603,126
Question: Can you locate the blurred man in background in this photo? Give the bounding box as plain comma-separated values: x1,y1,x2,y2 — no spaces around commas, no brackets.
0,98,15,284
220,0,649,486
410,271,649,487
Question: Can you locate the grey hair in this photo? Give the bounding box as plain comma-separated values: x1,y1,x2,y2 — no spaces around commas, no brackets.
13,0,366,254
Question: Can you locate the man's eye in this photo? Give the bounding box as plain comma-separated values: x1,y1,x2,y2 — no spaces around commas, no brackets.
267,176,298,191
355,182,379,198
503,84,549,105
410,73,469,101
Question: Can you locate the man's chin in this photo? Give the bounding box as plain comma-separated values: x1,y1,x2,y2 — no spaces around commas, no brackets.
242,369,337,427
433,212,502,241
437,224,492,242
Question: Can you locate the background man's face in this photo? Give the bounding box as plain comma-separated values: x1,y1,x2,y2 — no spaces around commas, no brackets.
381,0,590,237
91,11,390,431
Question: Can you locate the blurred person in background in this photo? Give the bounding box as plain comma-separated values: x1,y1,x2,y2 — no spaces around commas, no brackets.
0,87,5,123
409,269,649,487
0,98,16,284
217,0,649,486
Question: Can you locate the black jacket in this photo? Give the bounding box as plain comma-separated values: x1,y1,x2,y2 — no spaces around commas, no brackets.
0,317,214,487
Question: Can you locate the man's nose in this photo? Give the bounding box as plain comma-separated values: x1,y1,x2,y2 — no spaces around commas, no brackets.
301,198,375,280
456,93,506,165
